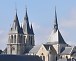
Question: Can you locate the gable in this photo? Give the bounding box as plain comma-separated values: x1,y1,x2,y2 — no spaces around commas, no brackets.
37,45,48,56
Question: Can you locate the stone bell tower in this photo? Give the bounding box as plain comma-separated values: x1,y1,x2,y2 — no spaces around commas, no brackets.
22,8,35,53
7,11,25,55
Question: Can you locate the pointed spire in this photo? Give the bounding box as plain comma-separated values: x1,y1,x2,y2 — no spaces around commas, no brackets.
22,7,30,34
24,8,29,23
14,9,19,26
30,24,34,34
14,3,18,22
10,8,21,33
54,7,58,32
14,10,18,22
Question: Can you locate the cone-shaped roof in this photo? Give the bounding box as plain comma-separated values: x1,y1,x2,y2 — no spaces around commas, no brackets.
22,8,31,34
49,9,67,44
54,8,58,32
10,11,22,33
49,30,67,44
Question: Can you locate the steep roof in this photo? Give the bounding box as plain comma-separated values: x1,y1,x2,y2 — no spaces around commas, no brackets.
49,28,67,44
29,45,41,54
61,47,73,55
48,9,67,44
22,8,31,34
43,43,57,54
43,44,54,50
30,24,34,34
10,12,23,34
61,46,76,55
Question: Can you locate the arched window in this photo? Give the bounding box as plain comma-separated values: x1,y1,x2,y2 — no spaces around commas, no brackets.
11,35,13,43
29,36,31,45
8,36,11,43
24,36,26,43
56,56,57,61
66,56,68,59
61,56,62,59
14,35,16,43
19,35,22,43
43,56,45,61
41,53,45,61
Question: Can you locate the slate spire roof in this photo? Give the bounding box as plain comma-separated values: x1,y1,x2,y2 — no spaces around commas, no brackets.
54,8,58,32
13,11,20,29
10,8,34,34
22,8,31,34
10,10,22,33
49,8,67,44
30,24,34,34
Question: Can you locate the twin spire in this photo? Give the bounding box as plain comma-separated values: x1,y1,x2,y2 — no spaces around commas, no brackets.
10,8,34,34
23,8,34,34
24,8,29,24
11,7,58,34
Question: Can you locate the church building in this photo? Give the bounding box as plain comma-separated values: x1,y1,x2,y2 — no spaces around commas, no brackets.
7,9,35,55
1,8,76,61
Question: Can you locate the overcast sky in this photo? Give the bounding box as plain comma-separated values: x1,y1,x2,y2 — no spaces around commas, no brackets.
0,0,76,50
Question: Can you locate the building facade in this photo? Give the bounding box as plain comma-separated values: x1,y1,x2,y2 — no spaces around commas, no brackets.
1,8,76,61
7,9,35,55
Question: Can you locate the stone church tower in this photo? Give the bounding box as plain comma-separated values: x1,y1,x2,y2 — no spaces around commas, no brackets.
22,9,35,53
7,9,35,55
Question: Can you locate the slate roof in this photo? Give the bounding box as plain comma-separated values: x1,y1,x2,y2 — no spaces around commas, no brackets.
61,47,73,55
10,12,23,34
48,9,67,44
29,45,41,54
29,43,57,55
43,43,57,54
49,29,67,44
22,9,34,34
0,55,42,61
43,44,53,50
22,17,31,34
43,43,55,51
30,24,34,34
57,30,67,44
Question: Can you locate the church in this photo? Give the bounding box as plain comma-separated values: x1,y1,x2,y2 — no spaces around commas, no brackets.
0,8,76,61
